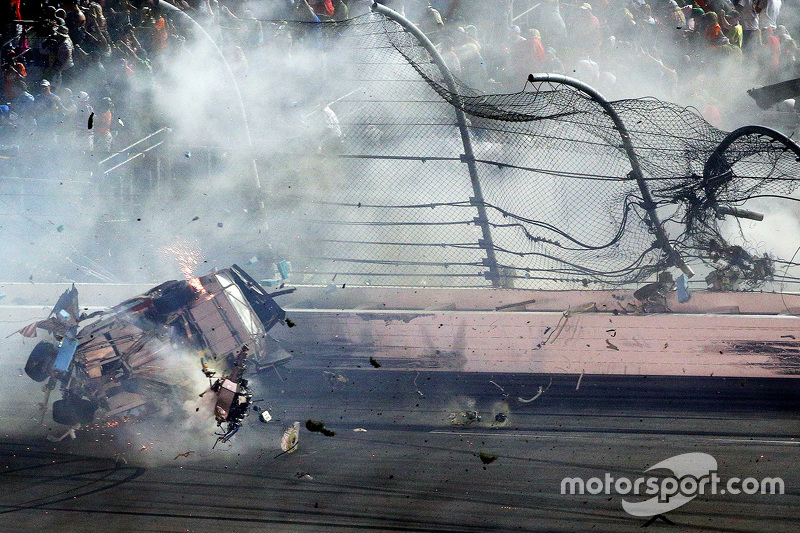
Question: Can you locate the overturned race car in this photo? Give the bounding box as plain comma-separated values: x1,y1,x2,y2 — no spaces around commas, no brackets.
20,265,294,442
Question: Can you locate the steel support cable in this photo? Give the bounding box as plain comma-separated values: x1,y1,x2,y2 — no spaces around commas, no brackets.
299,270,485,278
480,197,638,251
489,244,655,278
312,200,472,208
316,257,483,267
314,239,480,247
305,220,475,226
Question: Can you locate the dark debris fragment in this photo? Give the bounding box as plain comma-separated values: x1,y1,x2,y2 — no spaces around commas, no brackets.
174,451,195,460
478,452,498,464
306,419,336,437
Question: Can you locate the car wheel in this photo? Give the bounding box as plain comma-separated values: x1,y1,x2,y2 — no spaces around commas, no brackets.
25,341,58,382
52,398,98,425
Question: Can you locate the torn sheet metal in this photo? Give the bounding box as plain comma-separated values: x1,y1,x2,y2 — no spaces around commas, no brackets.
20,265,294,441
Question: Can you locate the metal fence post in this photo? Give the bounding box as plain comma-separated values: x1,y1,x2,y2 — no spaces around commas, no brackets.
526,74,694,278
371,2,501,286
159,2,262,197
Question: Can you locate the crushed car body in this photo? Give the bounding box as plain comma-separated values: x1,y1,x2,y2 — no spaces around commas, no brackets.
20,265,293,441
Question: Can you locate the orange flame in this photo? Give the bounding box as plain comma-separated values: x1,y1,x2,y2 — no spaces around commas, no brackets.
188,277,206,294
159,239,206,292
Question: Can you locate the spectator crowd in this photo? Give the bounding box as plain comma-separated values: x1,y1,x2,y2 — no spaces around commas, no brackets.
403,0,797,128
0,0,796,154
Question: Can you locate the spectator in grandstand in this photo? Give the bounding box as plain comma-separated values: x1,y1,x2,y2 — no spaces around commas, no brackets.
688,6,707,32
702,11,731,46
1,0,22,51
779,35,798,75
34,79,66,143
637,46,679,99
293,0,322,23
761,25,782,78
74,1,112,64
333,0,349,21
141,9,170,55
41,23,74,88
571,3,603,54
73,90,93,148
697,89,725,127
776,24,792,40
760,0,783,32
63,0,87,40
219,5,263,47
104,0,134,41
496,25,526,84
455,25,489,87
58,86,78,126
511,28,547,82
640,3,657,26
538,0,568,47
722,10,744,47
6,79,35,127
309,0,334,18
440,37,462,77
2,49,27,101
116,23,149,67
544,46,566,74
418,3,445,36
573,54,601,85
91,95,114,153
610,7,639,45
659,0,687,27
735,0,761,50
34,79,64,124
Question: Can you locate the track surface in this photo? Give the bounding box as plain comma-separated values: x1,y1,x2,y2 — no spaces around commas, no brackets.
2,365,800,532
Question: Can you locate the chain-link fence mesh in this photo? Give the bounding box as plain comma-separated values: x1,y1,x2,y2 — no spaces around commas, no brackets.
252,12,800,290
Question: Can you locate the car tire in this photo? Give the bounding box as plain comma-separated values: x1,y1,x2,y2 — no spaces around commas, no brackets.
52,398,98,425
25,341,58,382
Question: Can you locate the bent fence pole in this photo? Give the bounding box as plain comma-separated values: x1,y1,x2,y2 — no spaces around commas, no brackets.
705,124,800,180
527,73,694,278
704,125,800,222
159,3,263,196
371,1,501,287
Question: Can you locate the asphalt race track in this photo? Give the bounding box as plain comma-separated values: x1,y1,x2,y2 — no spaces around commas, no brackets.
2,360,800,532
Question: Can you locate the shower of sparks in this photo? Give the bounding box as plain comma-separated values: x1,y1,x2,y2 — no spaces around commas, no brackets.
159,239,206,293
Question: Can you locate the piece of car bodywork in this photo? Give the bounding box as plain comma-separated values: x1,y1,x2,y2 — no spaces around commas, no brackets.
21,265,294,442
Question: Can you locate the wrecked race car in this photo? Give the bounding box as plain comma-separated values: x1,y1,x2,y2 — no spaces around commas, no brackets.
20,265,294,441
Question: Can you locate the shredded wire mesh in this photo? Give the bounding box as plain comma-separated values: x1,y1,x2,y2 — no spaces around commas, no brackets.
259,13,800,289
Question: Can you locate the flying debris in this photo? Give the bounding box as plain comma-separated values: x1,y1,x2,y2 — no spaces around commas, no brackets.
324,370,348,390
306,419,336,436
174,451,195,460
280,422,301,454
19,265,294,442
478,452,498,465
633,272,675,313
449,410,481,425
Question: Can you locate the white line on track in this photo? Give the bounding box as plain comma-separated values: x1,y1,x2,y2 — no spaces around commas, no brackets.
429,430,800,445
